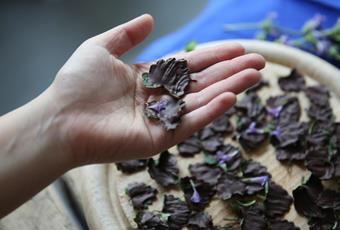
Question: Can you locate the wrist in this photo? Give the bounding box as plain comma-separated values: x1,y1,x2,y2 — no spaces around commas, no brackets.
29,87,74,171
1,87,73,173
0,87,72,216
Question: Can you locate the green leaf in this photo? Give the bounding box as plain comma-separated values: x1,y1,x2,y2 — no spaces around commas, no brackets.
325,20,340,42
219,163,228,172
141,72,160,88
236,199,256,207
332,221,338,230
160,213,171,223
264,181,269,198
185,41,197,52
303,32,317,45
256,31,267,40
300,176,306,185
260,19,273,33
327,45,340,61
204,153,217,165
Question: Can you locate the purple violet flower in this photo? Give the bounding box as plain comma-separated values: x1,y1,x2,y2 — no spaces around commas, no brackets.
147,100,168,113
316,39,331,55
216,150,238,165
304,14,324,32
271,126,281,138
266,106,283,118
277,35,290,45
189,180,201,203
242,175,269,186
245,122,264,134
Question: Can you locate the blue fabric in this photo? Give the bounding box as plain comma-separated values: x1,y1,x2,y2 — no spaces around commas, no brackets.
136,0,340,63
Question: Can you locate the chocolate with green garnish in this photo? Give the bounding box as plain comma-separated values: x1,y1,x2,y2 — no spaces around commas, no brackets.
127,67,340,229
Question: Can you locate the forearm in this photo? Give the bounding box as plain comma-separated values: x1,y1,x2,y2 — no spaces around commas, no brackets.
0,89,70,217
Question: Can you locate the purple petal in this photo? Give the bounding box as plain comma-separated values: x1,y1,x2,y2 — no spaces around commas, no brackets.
216,150,239,164
190,189,201,203
266,106,283,118
305,14,325,31
189,179,201,203
271,127,281,138
245,122,264,134
243,175,269,186
147,100,168,113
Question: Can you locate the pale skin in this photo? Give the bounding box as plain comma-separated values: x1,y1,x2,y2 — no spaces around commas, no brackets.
0,14,265,217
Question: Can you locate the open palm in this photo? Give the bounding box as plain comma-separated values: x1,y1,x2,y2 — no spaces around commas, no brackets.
50,15,265,165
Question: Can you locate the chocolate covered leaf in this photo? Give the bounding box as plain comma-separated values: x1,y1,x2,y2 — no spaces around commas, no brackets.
187,212,214,230
134,211,168,230
265,181,293,218
162,194,190,230
145,95,185,130
148,151,179,187
126,182,158,210
278,69,306,92
116,159,148,174
143,58,191,98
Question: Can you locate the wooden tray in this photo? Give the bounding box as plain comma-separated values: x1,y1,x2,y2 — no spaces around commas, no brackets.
64,40,340,230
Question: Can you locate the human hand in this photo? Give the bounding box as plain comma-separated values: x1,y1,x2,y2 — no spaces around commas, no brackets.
49,14,265,166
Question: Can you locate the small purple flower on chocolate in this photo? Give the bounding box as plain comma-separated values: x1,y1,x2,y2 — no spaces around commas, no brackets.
216,149,239,165
190,190,201,203
245,122,264,134
271,126,281,138
243,175,269,186
266,106,283,118
147,100,168,113
189,180,201,203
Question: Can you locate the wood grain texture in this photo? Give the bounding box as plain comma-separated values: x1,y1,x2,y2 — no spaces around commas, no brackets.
64,40,340,230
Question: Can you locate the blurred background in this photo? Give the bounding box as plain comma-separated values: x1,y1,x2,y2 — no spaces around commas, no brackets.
0,0,208,115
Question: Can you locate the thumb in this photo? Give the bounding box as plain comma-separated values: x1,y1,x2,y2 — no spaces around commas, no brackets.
90,14,154,57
